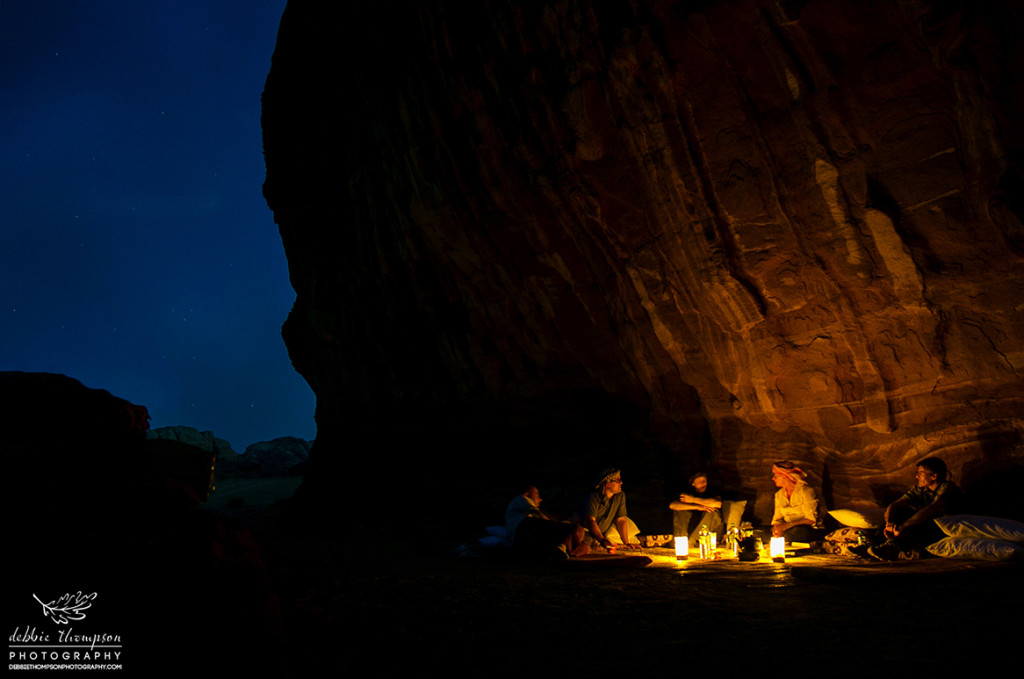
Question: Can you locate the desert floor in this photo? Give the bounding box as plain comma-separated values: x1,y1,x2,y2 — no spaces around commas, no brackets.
202,477,1023,677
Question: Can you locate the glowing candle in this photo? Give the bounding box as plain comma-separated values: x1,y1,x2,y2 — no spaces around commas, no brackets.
674,536,688,560
770,536,786,562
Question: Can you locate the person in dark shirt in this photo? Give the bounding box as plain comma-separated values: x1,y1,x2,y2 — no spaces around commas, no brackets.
576,468,641,551
669,472,724,542
869,456,962,561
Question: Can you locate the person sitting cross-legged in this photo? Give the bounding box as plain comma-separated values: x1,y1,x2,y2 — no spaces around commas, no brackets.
770,460,823,543
575,468,641,551
669,472,724,543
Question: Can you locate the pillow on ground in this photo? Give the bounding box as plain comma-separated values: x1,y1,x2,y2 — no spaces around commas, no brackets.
927,537,1024,561
722,500,747,529
828,508,883,529
934,515,1024,543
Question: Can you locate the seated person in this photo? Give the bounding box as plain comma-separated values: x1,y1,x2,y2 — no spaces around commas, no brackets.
669,472,723,542
575,468,641,551
505,485,588,558
770,460,823,543
869,456,963,561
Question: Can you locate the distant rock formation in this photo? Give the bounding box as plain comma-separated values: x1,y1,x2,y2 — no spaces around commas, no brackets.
148,426,310,478
148,425,238,459
263,0,1024,521
243,436,311,476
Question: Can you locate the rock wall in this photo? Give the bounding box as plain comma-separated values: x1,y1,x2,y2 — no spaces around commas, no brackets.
262,0,1024,520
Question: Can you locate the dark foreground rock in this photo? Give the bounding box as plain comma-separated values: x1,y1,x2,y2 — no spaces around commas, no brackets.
3,372,284,675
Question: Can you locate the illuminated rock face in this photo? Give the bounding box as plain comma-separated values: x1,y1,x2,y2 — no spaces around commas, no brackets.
263,0,1024,518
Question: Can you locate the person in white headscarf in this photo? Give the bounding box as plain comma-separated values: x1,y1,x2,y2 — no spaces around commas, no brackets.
770,460,821,542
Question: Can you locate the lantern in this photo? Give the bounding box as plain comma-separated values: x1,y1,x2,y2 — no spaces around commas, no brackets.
770,536,786,562
674,536,688,560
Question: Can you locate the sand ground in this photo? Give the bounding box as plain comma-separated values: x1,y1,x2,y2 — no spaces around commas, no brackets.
200,477,1023,677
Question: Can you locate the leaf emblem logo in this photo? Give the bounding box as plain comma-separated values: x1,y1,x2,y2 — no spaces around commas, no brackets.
33,592,98,625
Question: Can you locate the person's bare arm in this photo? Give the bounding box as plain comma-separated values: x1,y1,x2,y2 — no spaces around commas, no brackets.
896,495,950,534
583,515,612,549
884,497,909,524
671,494,721,512
614,516,640,549
883,497,910,538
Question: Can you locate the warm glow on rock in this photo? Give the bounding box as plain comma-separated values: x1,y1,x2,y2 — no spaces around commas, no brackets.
263,0,1024,519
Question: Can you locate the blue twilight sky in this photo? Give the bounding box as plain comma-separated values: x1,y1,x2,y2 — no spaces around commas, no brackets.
0,1,318,451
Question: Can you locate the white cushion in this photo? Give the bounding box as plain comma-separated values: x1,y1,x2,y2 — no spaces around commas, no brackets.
926,537,1024,561
723,500,747,529
828,508,883,529
934,515,1024,543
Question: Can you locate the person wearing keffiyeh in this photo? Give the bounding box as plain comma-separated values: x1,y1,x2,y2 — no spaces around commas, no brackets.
575,467,641,551
770,460,821,542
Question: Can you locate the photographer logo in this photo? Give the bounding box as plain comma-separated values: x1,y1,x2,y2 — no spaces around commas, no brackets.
8,592,122,672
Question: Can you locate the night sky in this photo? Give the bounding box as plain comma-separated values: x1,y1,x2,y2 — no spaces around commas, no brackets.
0,1,317,450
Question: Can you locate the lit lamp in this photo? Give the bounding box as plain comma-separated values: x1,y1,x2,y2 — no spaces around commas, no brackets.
674,536,688,560
770,536,786,562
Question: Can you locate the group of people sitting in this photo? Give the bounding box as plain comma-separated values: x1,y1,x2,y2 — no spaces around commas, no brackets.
672,456,962,560
504,456,963,562
502,467,641,559
670,460,824,544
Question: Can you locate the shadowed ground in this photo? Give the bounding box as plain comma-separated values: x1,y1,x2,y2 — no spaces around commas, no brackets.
206,478,1023,676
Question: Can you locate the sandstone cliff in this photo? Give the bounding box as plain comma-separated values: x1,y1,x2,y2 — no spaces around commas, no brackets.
262,0,1024,521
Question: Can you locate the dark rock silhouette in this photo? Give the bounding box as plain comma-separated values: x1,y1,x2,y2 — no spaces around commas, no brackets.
2,372,284,674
